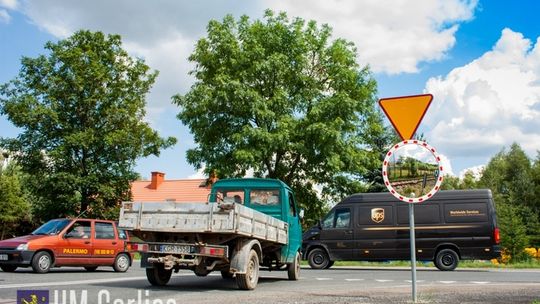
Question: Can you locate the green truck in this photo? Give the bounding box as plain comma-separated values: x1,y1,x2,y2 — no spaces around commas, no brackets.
119,178,303,290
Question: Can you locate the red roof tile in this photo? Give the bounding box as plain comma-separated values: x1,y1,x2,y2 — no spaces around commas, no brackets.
131,179,211,202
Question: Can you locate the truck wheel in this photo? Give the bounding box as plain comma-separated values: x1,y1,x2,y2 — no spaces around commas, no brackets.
287,251,301,280
221,270,234,279
308,248,330,269
31,251,52,273
84,266,98,272
236,249,259,290
0,265,17,272
146,265,172,286
434,249,459,271
113,253,130,272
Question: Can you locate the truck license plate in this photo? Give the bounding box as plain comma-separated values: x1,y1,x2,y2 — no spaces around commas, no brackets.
160,245,192,254
0,254,8,261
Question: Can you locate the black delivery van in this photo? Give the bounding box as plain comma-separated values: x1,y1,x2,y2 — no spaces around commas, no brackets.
302,189,501,271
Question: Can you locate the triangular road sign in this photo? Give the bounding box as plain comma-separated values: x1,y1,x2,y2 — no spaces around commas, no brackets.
378,94,433,140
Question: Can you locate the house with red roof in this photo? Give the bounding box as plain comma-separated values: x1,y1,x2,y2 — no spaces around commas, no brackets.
130,171,216,202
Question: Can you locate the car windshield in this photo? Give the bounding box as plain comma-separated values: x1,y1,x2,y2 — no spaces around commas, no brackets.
32,219,71,235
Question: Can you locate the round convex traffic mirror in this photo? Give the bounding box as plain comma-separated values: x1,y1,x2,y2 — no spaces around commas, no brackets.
382,140,444,203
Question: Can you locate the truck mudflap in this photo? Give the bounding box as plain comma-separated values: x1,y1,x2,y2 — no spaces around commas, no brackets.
230,239,262,274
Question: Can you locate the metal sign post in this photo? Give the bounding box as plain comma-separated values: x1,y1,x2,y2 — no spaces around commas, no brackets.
409,202,417,303
379,94,443,304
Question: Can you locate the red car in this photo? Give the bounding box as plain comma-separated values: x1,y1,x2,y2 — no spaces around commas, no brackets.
0,218,133,273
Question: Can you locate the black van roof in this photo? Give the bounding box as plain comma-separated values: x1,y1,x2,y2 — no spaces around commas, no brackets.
341,189,493,204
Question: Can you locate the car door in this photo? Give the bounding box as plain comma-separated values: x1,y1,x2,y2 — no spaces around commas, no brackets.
319,207,354,260
56,220,93,265
91,221,119,265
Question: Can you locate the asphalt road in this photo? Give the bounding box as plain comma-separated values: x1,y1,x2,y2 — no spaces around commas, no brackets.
1,265,539,304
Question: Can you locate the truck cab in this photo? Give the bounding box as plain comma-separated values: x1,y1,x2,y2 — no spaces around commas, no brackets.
209,178,303,264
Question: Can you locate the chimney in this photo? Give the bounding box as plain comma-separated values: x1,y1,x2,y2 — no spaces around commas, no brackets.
205,170,219,188
150,171,165,190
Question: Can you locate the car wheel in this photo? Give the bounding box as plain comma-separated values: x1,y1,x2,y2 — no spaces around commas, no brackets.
84,266,98,272
146,264,172,286
287,251,301,280
236,249,259,290
113,253,130,272
307,248,330,269
0,265,17,272
434,248,459,271
31,251,52,273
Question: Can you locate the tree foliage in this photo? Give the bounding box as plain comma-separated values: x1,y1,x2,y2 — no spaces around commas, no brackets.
0,30,176,221
0,154,31,239
174,11,380,226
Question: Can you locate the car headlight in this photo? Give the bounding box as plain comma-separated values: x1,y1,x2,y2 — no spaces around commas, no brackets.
16,243,28,251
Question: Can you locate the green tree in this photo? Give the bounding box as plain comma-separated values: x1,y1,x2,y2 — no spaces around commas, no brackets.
0,30,176,221
174,11,378,226
0,155,31,239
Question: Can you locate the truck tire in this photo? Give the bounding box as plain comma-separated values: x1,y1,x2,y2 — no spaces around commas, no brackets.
31,251,52,273
113,253,130,272
434,248,459,271
0,265,17,272
287,251,301,280
307,248,330,269
146,264,172,286
236,249,259,290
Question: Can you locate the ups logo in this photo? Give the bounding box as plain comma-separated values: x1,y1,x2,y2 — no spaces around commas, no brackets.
371,208,385,223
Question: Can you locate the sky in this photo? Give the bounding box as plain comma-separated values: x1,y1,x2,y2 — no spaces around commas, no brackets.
1,0,540,181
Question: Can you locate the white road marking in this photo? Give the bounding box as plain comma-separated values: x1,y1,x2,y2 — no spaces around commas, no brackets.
375,279,394,282
0,276,147,289
471,281,490,284
316,278,333,281
404,280,425,283
439,281,456,284
345,279,365,281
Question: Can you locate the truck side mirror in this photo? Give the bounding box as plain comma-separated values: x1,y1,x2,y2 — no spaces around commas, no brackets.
299,209,305,219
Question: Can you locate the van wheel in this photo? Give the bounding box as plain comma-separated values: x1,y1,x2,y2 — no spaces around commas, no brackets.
236,249,259,290
287,251,301,280
146,264,172,286
308,248,330,269
325,261,335,269
113,253,130,272
434,249,459,271
0,265,17,272
31,251,52,273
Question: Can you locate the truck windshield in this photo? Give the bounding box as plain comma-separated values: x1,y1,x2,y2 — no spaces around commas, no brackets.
32,219,71,235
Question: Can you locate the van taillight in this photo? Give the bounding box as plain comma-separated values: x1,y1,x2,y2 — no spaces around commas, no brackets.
494,228,500,244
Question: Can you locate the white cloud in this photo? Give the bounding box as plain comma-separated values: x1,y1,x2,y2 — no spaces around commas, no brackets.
425,28,540,164
0,9,10,23
266,0,477,74
458,165,483,180
0,0,17,10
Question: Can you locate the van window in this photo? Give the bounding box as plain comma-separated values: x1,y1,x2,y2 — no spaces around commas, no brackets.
444,203,488,223
322,208,351,229
398,204,440,224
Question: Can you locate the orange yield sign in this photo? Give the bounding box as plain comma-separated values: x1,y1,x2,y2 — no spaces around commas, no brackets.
378,94,433,140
